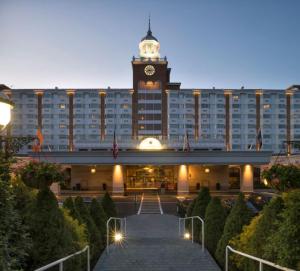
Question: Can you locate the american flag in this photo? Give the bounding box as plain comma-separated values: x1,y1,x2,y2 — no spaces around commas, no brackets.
112,130,118,159
257,128,262,150
183,131,191,152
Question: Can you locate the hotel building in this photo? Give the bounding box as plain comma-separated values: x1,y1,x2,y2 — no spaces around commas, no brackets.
1,22,299,194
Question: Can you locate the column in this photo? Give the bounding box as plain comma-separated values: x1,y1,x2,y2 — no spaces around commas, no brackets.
99,90,106,141
162,89,168,138
193,90,200,140
35,90,43,130
224,90,232,151
177,165,189,195
131,89,138,139
255,90,262,150
112,165,124,194
240,165,254,192
286,90,292,155
66,90,75,151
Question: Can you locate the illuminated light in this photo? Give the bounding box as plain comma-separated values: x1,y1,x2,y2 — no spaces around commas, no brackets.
184,232,190,240
114,232,123,242
91,168,96,174
113,165,124,194
139,137,163,150
0,92,13,129
263,178,268,186
204,168,210,173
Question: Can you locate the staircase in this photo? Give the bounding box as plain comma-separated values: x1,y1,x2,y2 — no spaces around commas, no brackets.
138,193,163,215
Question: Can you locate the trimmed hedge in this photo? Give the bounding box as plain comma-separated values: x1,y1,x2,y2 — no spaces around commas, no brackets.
90,198,107,239
101,192,117,219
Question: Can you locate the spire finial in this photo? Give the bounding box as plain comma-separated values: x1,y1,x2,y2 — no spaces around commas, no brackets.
148,14,152,34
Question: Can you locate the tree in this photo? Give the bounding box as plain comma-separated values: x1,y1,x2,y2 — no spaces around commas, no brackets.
204,197,227,255
264,190,300,269
90,198,107,239
63,197,82,224
0,180,32,271
186,198,196,218
101,192,117,219
26,188,75,270
74,197,103,260
262,164,300,192
215,193,253,269
191,187,211,242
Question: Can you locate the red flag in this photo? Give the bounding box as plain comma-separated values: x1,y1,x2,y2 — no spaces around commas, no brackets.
32,128,44,152
112,130,118,159
37,128,44,146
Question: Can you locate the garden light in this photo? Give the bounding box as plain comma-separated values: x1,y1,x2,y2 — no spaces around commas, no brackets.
114,232,123,242
184,232,190,240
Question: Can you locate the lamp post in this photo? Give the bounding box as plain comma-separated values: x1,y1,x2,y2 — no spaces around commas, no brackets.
0,91,13,130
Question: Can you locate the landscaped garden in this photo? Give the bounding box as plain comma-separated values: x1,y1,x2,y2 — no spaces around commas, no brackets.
0,151,117,271
180,164,300,270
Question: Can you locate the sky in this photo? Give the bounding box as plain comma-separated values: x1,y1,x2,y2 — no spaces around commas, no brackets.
0,0,299,89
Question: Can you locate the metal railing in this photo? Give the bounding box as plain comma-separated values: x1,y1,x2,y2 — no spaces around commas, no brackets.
34,245,90,271
106,217,127,254
225,245,295,271
178,216,205,252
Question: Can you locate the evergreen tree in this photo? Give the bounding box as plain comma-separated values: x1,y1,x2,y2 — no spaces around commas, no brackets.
215,193,252,269
101,192,117,219
191,187,211,242
264,190,300,269
26,188,75,270
90,198,107,238
63,197,82,223
0,180,32,271
74,197,103,259
204,197,227,255
186,198,196,217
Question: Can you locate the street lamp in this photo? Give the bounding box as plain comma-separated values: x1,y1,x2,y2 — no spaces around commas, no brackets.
0,91,13,130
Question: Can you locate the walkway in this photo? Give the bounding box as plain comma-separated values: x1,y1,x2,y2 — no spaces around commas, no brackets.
94,214,221,271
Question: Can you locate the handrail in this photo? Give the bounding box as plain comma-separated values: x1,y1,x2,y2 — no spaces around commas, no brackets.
225,245,295,271
178,216,204,252
106,217,127,254
34,245,90,271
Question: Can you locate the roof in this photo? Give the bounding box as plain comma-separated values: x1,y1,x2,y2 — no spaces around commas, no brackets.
141,17,158,42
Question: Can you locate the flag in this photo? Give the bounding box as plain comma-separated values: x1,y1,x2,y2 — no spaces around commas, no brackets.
183,131,191,152
112,130,118,159
32,128,43,152
257,128,262,150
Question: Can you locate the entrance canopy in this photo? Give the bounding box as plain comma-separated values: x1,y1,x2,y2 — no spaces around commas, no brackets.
30,150,272,165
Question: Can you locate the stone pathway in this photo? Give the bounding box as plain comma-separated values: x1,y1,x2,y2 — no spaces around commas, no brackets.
94,214,221,271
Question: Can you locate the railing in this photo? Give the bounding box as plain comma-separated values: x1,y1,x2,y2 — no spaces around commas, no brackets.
34,245,90,271
106,217,127,254
225,245,295,271
178,216,205,252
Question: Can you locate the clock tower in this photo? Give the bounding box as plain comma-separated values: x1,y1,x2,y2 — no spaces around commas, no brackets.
132,19,180,138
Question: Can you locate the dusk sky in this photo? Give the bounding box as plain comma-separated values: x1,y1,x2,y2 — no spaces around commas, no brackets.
0,0,299,89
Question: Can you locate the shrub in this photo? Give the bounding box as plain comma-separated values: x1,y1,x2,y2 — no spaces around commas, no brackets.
262,164,300,192
19,161,66,190
63,197,83,224
26,188,75,270
191,187,211,242
264,190,300,269
101,192,117,219
74,197,103,260
215,193,253,269
204,197,227,255
90,198,107,238
0,180,32,271
186,198,196,217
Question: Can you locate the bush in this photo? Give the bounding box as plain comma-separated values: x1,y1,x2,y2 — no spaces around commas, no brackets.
0,180,32,271
264,190,300,269
204,197,227,255
90,198,107,238
101,192,117,219
191,187,211,242
74,197,103,260
19,161,66,190
26,188,75,270
186,198,196,217
63,197,83,224
215,193,253,269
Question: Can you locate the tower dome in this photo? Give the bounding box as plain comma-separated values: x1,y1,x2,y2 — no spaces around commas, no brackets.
139,18,160,59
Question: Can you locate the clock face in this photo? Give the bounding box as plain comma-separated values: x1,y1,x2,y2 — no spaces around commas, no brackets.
144,65,155,76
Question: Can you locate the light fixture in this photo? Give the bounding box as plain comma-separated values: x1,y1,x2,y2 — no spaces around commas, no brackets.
91,168,96,174
263,178,268,186
0,91,13,130
205,168,210,173
139,137,163,150
114,232,123,242
184,232,190,240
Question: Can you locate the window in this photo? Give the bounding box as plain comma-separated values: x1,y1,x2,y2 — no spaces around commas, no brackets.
263,104,271,109
59,104,66,109
59,124,67,129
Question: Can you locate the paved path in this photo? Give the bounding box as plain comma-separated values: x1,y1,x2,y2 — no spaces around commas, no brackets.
94,214,221,271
